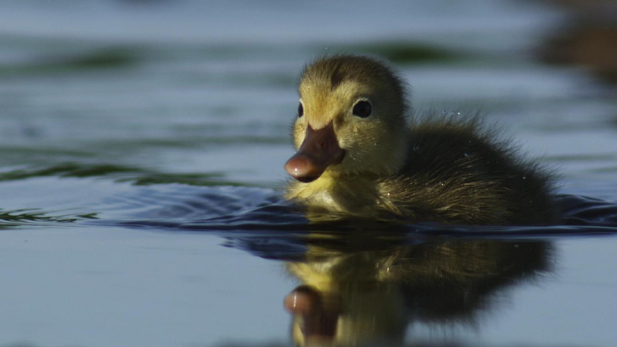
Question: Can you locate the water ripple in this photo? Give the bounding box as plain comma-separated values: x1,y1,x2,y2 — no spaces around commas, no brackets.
82,188,617,262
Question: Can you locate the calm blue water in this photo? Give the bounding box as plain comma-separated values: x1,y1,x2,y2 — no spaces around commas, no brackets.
1,1,617,346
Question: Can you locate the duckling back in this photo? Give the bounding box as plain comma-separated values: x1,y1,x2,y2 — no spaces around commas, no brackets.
377,116,558,225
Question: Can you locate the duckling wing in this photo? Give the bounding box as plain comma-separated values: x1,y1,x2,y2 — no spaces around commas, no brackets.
378,119,558,225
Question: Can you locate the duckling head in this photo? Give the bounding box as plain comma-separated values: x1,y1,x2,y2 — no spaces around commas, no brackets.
285,55,409,183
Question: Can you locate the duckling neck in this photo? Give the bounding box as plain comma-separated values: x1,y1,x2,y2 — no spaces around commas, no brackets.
286,173,385,216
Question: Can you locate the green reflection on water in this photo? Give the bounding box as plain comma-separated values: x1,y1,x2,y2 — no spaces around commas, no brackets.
0,208,97,227
0,162,254,187
0,47,138,77
342,42,461,65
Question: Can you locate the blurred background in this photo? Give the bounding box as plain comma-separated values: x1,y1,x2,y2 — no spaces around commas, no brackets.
0,1,617,346
0,0,615,192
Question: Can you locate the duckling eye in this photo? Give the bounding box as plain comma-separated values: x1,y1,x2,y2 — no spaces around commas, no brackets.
352,100,372,118
297,102,304,118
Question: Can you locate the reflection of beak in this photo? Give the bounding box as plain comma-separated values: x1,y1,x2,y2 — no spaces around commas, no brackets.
284,285,340,341
285,122,345,183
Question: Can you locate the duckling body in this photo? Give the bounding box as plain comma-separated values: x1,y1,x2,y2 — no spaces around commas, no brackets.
285,55,558,225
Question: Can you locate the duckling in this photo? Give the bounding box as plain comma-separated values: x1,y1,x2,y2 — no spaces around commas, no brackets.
284,55,559,225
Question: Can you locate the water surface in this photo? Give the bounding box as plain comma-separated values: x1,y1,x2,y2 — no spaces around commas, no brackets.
0,1,617,346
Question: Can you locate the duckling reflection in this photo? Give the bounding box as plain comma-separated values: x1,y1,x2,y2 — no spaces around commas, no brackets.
284,238,551,346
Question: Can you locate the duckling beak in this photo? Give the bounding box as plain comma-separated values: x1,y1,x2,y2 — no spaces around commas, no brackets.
285,122,345,183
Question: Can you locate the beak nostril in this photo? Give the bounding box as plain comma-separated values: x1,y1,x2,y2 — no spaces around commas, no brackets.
286,121,343,182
